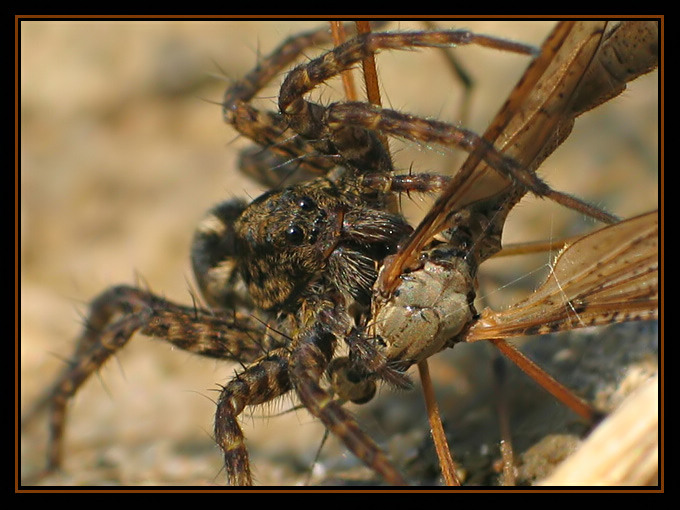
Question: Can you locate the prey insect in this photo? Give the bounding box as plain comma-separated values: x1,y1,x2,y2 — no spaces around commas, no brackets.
20,20,658,487
327,20,658,485
371,20,658,367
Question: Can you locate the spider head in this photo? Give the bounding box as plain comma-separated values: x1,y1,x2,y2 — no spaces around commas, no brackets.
229,178,411,312
232,179,342,311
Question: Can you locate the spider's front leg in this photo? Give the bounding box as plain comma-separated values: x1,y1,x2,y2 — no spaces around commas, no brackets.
278,28,619,225
223,23,341,181
214,347,292,486
288,305,407,485
277,29,536,167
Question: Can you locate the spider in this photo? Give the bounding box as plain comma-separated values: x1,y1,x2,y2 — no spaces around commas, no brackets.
21,20,658,486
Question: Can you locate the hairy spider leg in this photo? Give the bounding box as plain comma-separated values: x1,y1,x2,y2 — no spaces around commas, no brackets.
214,347,292,486
24,285,279,475
278,29,617,225
223,24,341,180
289,315,406,485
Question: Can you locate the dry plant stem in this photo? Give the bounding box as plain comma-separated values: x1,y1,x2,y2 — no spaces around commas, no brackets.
490,339,597,422
417,361,461,486
538,374,659,486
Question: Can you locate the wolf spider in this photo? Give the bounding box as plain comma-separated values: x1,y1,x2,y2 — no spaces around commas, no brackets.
24,22,635,486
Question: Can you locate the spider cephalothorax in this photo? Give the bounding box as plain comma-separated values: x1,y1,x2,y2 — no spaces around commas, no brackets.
230,176,412,312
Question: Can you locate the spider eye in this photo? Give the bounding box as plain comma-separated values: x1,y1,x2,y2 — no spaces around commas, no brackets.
285,224,305,245
297,196,316,211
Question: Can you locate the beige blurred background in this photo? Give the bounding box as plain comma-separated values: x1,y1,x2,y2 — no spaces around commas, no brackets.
19,20,658,487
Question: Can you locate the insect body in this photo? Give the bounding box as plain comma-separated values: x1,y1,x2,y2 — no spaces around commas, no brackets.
373,247,476,366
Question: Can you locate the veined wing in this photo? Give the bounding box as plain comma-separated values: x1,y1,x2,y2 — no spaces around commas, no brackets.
467,210,658,341
378,21,614,294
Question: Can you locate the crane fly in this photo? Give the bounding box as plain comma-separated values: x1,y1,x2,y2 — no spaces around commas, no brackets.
366,20,658,485
377,20,658,293
468,210,658,342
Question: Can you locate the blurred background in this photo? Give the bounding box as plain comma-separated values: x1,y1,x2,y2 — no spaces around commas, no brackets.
19,19,658,486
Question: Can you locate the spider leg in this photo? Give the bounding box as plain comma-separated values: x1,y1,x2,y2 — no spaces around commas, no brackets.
214,347,292,486
333,329,415,395
278,29,535,152
277,29,617,224
228,104,335,178
223,23,343,179
223,24,337,110
191,199,250,310
22,285,277,474
279,30,537,118
43,307,153,471
289,320,406,485
237,144,325,189
360,172,452,196
326,102,617,224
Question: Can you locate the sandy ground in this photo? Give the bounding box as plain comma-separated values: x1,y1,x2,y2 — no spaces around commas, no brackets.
19,19,659,489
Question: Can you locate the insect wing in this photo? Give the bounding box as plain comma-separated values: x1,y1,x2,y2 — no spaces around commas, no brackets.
466,211,659,341
378,21,608,294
